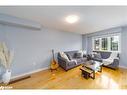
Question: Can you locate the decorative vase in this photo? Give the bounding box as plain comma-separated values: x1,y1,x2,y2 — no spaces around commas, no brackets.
2,69,11,84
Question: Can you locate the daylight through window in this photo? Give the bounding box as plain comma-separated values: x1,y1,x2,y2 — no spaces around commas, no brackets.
93,34,120,52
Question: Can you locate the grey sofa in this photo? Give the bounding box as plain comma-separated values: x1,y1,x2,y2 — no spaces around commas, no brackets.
57,50,87,71
89,51,120,70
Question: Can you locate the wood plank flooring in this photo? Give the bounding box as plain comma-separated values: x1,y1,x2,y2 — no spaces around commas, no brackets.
1,65,127,89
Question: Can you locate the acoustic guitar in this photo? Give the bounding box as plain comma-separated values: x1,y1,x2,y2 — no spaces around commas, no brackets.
50,49,59,71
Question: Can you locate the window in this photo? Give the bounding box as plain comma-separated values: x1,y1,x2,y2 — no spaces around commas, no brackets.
94,38,100,50
110,36,119,51
92,33,120,52
101,38,108,50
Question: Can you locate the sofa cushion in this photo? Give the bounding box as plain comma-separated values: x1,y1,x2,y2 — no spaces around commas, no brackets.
80,57,87,62
103,59,113,66
65,51,78,58
74,57,87,64
67,60,77,66
72,58,81,64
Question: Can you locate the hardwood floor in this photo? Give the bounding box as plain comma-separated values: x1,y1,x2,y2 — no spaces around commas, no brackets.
1,65,127,89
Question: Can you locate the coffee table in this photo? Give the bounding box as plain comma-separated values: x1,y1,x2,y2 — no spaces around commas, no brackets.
81,60,103,79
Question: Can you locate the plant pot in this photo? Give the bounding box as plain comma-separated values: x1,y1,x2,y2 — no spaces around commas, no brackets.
2,69,11,84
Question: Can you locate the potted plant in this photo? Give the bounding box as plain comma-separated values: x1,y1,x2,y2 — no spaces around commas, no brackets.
0,42,14,84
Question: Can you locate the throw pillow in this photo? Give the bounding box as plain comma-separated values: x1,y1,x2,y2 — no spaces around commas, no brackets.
59,52,70,61
79,50,84,57
82,50,87,54
94,52,101,59
83,54,87,57
75,52,83,58
66,53,72,60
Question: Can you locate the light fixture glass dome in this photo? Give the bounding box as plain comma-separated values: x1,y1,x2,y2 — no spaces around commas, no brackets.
65,15,79,24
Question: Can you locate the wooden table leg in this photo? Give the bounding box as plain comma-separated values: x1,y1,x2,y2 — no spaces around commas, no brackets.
90,70,95,79
100,65,102,72
93,71,95,79
99,65,102,72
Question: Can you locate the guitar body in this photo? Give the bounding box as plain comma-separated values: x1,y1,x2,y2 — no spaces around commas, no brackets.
50,50,59,71
50,60,59,70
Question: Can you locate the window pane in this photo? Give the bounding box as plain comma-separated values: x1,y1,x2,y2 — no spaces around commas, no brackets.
111,36,119,51
93,34,120,52
101,38,108,50
94,39,100,50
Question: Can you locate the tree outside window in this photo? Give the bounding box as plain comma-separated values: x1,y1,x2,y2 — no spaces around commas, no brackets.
94,39,100,50
101,38,108,50
111,36,119,51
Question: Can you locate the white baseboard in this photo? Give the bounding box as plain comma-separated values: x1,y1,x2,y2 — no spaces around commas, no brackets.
119,65,127,69
11,67,49,80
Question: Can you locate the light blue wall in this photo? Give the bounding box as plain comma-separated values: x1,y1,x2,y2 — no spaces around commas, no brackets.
0,15,82,79
82,35,87,52
2,13,127,81
120,26,127,67
0,13,41,29
82,27,127,67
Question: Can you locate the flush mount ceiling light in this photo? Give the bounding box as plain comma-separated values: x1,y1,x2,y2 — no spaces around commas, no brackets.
65,15,79,24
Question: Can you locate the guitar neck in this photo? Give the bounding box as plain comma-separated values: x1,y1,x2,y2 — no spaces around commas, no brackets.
52,49,55,60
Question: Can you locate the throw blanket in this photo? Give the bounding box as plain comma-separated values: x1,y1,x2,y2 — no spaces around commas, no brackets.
103,59,114,66
103,52,118,66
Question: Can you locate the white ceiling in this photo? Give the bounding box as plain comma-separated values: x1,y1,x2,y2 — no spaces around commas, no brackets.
0,6,127,34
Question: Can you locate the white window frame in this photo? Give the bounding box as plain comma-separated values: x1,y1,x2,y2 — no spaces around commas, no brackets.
92,33,121,52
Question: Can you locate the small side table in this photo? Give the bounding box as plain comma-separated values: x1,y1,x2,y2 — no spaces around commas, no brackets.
80,67,94,79
81,60,103,79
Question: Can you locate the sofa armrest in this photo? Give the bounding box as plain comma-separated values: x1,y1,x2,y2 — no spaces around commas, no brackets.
105,58,119,69
113,55,120,63
114,56,120,60
57,56,68,68
113,58,119,65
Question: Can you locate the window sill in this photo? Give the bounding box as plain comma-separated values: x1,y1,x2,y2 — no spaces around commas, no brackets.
93,50,120,53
